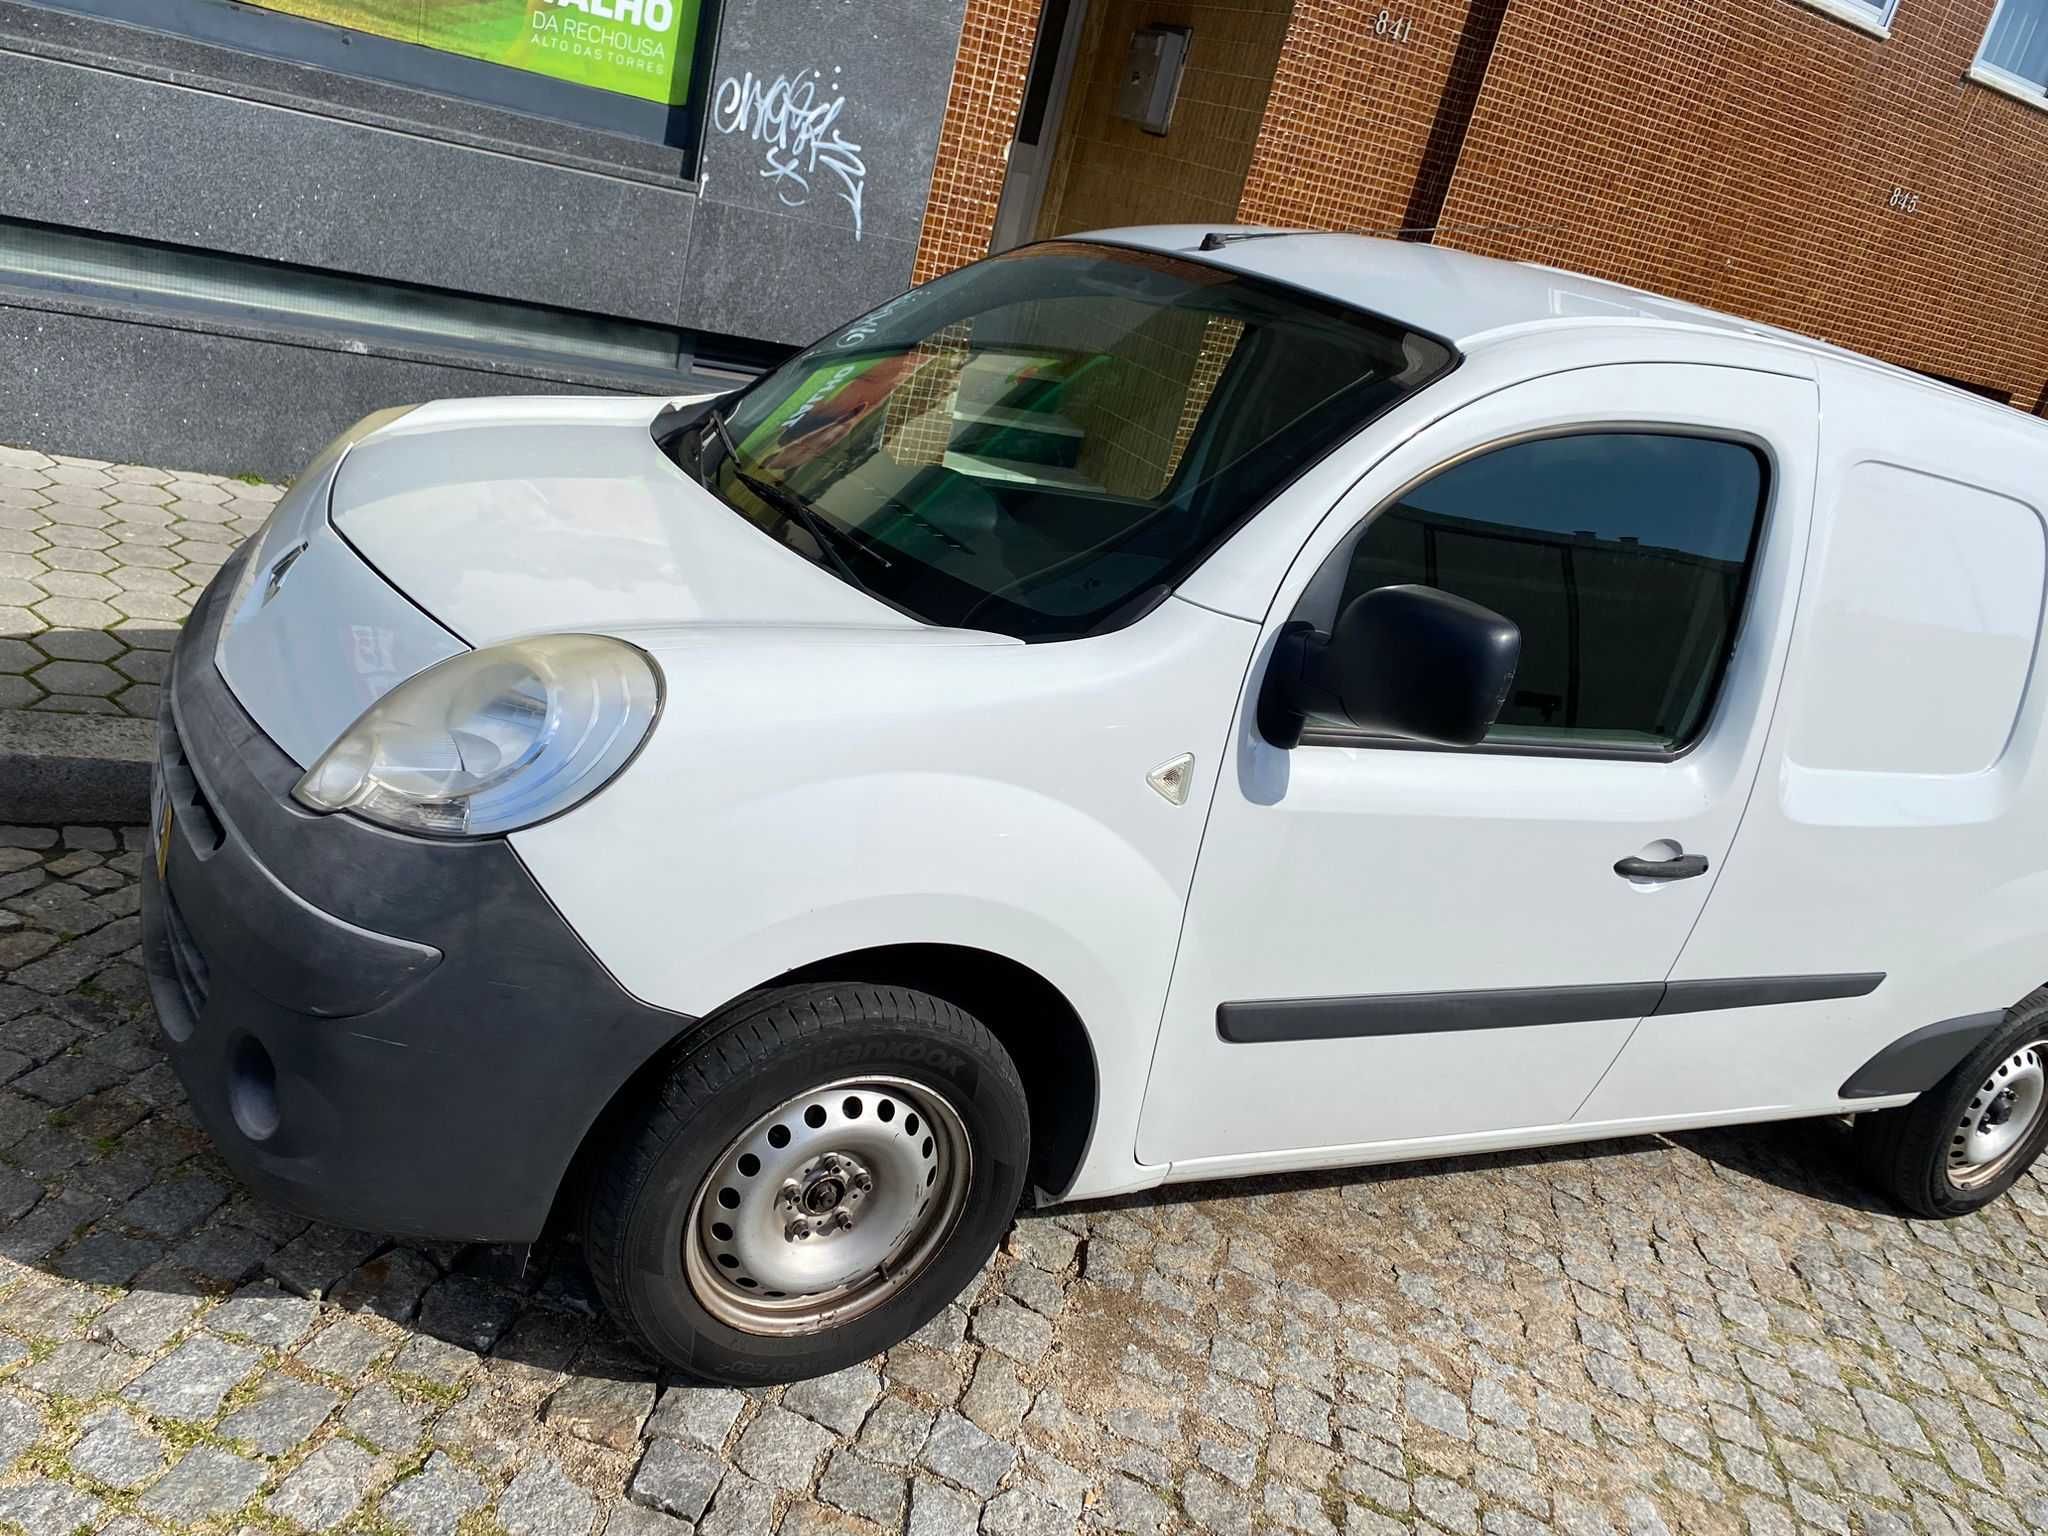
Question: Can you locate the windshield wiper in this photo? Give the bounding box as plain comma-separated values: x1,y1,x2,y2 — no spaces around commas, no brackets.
702,409,889,591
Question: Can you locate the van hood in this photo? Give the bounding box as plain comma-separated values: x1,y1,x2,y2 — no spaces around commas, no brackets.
330,395,913,645
214,396,952,769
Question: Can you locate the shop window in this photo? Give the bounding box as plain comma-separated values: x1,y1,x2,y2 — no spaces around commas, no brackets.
35,0,719,157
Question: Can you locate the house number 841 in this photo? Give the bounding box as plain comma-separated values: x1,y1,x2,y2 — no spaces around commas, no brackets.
1375,10,1415,41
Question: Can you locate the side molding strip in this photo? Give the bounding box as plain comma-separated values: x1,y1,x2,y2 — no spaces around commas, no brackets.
1655,973,1885,1015
1220,984,1668,1045
1218,973,1886,1044
1839,1010,2005,1099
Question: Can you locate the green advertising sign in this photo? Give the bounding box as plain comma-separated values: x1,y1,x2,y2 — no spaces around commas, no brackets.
249,1,703,105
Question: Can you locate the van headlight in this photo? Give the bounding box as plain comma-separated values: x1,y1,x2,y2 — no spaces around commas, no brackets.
293,634,662,837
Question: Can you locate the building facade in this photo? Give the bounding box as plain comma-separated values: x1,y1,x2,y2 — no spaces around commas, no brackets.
3,0,2045,480
920,0,2048,413
0,0,969,476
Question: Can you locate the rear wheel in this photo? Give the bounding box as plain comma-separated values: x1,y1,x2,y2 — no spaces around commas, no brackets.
1855,990,2048,1218
583,984,1029,1382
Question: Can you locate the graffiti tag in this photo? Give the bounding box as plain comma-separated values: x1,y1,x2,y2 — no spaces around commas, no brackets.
713,67,868,240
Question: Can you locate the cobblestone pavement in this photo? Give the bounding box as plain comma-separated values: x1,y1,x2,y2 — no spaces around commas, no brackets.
2,832,2048,1536
0,446,276,717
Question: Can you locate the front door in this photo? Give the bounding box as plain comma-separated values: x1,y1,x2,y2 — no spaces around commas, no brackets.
1138,362,1818,1174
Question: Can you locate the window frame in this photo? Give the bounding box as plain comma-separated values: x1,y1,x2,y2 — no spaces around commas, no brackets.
689,239,1463,642
1972,0,2048,110
1291,423,1778,764
33,0,723,162
1788,0,1898,41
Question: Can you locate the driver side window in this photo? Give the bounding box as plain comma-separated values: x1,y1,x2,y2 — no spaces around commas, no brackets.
1322,431,1768,753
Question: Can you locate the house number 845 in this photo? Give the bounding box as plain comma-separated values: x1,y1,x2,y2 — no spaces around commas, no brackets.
1888,187,1920,213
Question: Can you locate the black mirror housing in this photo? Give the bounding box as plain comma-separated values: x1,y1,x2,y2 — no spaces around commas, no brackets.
1261,584,1521,748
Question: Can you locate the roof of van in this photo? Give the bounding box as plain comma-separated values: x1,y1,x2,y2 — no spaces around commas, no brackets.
1085,225,1964,387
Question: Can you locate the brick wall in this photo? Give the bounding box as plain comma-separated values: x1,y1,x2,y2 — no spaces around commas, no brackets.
911,0,1045,286
1436,0,2048,410
1237,0,1504,234
914,0,2048,411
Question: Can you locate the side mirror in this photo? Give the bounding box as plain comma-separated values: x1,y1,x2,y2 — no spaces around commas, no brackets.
1260,584,1521,748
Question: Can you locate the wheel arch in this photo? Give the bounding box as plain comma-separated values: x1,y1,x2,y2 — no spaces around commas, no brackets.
554,943,1101,1235
771,944,1101,1202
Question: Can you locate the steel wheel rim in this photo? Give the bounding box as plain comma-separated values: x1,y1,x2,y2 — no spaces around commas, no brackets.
1948,1041,2047,1191
683,1075,972,1336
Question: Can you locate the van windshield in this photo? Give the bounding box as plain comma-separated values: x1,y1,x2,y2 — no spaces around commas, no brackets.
681,241,1455,640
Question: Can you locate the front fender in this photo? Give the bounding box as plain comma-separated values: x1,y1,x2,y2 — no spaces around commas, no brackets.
510,599,1258,1200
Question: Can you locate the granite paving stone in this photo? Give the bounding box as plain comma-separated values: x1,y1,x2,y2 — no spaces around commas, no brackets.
783,1362,884,1436
17,1339,146,1398
267,1223,387,1297
331,1243,441,1320
392,1328,482,1389
217,1370,342,1453
122,1332,261,1420
700,1468,775,1535
646,1381,748,1450
266,1436,383,1530
0,1477,106,1532
205,1278,320,1347
66,1404,168,1491
818,1445,911,1526
498,1457,600,1536
290,1316,393,1380
51,1228,161,1284
0,1393,45,1472
919,1408,1017,1496
139,1443,267,1522
1,809,2047,1535
546,1369,658,1451
909,1477,980,1536
630,1436,726,1521
342,1379,431,1452
381,1449,487,1536
735,1402,840,1491
417,1270,523,1352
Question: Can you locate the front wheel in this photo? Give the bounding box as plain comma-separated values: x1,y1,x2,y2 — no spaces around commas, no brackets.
1854,989,2048,1218
583,984,1030,1383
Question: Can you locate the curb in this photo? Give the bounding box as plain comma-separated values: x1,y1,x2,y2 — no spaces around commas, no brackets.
0,708,154,825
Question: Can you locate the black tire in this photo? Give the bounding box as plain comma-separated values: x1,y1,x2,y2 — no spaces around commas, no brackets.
583,983,1029,1383
1854,988,2048,1218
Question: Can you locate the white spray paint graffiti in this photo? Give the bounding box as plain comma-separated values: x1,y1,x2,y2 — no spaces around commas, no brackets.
712,66,867,240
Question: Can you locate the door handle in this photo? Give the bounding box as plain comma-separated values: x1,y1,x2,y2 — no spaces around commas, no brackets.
1614,852,1709,882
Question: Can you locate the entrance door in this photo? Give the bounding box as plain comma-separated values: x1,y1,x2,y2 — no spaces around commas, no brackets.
989,0,1091,253
1138,363,1819,1174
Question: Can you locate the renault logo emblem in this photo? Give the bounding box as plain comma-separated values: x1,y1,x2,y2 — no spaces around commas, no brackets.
262,541,309,606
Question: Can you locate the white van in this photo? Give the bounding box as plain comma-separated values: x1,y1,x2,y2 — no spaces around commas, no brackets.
143,229,2048,1383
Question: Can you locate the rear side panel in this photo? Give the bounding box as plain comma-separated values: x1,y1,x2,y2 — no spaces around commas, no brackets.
1581,366,2048,1122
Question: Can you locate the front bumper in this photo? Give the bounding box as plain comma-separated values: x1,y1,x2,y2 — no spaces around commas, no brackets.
142,552,695,1242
